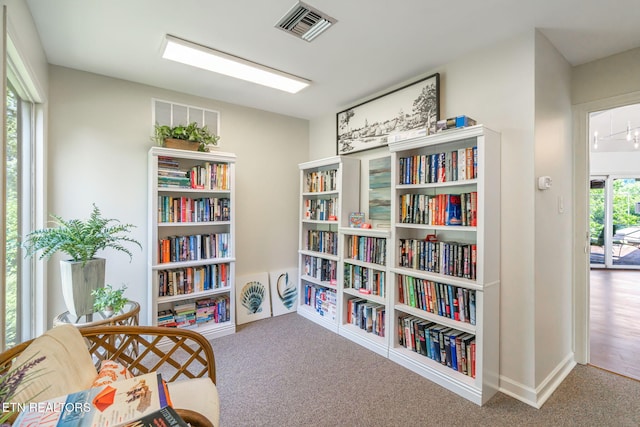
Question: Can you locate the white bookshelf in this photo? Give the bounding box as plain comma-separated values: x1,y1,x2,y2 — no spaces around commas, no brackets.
148,147,236,340
387,125,501,405
297,156,360,332
338,227,390,357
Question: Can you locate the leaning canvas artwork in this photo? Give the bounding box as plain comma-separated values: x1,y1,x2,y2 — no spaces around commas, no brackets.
269,268,298,317
235,273,272,324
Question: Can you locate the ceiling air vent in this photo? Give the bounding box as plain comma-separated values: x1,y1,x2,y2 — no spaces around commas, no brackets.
276,1,337,42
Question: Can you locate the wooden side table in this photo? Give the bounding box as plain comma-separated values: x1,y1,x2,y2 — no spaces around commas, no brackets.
53,301,140,327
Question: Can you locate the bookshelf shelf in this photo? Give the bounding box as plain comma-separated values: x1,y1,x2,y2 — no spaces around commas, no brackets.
148,147,237,340
393,303,477,335
297,156,360,332
157,221,232,227
388,125,501,405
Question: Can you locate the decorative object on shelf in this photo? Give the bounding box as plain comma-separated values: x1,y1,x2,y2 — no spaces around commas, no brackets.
349,212,365,228
436,115,477,132
22,204,142,318
152,122,220,152
337,73,440,154
368,156,391,221
235,273,271,325
92,284,128,318
269,268,298,316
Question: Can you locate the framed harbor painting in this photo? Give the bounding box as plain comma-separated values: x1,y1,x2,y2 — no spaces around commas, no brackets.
337,73,440,154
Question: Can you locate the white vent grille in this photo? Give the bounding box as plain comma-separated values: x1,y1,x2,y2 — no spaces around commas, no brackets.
276,1,336,42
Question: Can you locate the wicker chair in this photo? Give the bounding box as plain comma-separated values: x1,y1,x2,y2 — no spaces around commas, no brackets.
0,325,218,427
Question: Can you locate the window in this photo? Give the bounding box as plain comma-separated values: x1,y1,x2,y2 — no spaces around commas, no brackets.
4,83,19,348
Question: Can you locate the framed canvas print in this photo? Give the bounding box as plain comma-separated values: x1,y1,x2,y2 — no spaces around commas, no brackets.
269,268,298,317
337,73,440,154
368,156,391,221
236,272,272,325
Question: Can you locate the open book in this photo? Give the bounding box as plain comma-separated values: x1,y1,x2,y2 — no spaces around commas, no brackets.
13,372,173,427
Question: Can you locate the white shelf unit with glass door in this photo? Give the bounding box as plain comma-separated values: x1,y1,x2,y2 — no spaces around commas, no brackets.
387,125,500,405
297,156,360,333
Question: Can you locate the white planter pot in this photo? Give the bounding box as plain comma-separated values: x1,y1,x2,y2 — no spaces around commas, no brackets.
59,258,106,317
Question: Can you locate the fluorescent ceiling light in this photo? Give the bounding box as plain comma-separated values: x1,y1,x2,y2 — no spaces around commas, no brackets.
162,35,310,94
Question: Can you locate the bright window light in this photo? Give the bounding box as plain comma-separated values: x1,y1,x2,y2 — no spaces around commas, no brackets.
162,35,310,94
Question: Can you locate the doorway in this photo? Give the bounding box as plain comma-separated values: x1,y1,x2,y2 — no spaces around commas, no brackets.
587,103,640,380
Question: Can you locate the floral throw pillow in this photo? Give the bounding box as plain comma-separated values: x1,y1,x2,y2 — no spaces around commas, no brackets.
92,360,133,388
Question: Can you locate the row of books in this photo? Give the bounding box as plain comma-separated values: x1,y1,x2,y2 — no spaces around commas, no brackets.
157,156,230,190
305,230,338,256
399,192,477,226
398,238,477,280
187,162,230,190
397,274,476,324
397,146,477,185
157,264,229,297
157,295,230,327
305,168,337,193
303,255,336,283
346,298,385,337
344,263,385,297
345,235,387,265
303,197,338,221
398,315,476,377
158,233,230,264
303,283,337,320
158,195,230,223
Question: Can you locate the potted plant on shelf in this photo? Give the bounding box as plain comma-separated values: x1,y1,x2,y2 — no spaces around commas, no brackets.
92,284,128,317
153,122,220,152
22,204,142,318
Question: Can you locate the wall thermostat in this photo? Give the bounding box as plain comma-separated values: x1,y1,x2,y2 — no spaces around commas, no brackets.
538,176,552,190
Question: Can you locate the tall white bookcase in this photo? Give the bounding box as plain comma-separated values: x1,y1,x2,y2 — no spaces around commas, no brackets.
387,125,500,405
338,227,390,357
148,147,236,340
297,156,360,332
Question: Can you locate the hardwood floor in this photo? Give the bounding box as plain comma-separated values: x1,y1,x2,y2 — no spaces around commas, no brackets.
589,269,640,381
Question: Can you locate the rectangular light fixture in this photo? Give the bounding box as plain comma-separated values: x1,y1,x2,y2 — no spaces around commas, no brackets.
162,35,310,94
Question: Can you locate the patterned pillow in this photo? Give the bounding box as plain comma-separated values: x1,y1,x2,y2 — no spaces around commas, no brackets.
92,360,134,387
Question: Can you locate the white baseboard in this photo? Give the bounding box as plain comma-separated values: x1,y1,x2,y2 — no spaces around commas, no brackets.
499,353,576,408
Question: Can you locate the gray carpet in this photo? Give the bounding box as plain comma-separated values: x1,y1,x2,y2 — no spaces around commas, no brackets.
211,313,640,427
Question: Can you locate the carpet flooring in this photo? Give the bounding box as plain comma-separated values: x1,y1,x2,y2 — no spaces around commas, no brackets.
211,313,640,427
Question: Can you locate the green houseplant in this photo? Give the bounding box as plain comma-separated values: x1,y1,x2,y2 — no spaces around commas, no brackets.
92,284,128,317
153,122,220,152
22,204,141,317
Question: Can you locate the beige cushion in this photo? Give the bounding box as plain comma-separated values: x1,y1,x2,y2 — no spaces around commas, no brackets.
11,324,97,403
167,377,220,427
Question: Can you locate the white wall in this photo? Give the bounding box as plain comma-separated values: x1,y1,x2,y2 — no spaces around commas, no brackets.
47,66,309,325
310,31,545,405
533,31,574,404
591,151,640,175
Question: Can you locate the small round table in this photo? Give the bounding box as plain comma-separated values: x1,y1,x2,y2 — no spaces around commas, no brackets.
54,301,140,327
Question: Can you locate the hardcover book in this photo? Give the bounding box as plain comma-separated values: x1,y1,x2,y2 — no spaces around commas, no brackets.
349,212,365,228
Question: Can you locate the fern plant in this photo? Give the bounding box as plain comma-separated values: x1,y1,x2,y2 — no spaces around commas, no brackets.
22,204,142,266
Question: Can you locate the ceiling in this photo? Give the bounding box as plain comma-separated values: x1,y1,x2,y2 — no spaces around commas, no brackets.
24,0,640,120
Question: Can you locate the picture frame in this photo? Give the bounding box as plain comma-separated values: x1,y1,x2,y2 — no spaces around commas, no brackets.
336,73,440,155
235,272,272,325
368,156,391,221
269,268,298,317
